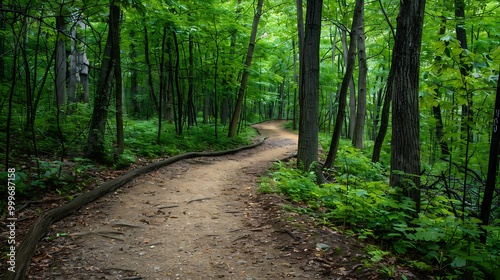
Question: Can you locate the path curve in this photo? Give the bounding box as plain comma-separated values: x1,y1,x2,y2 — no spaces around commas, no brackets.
32,120,331,279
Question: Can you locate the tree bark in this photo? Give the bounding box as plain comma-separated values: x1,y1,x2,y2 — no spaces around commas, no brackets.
187,33,196,127
84,1,120,162
55,13,67,106
352,0,366,149
227,0,264,138
389,0,426,213
297,0,323,170
144,25,159,115
480,65,500,243
323,0,362,169
114,9,124,155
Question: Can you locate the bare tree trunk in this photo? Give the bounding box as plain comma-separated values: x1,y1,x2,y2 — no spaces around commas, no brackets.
340,29,356,139
297,0,322,170
352,0,366,149
144,25,159,114
187,33,196,127
323,0,362,169
129,38,139,116
480,65,500,243
114,10,124,155
55,13,67,106
389,0,426,213
173,31,183,135
227,0,264,138
85,1,120,162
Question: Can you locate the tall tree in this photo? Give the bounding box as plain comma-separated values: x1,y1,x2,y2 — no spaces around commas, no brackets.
55,7,67,106
227,0,264,138
479,65,500,243
323,0,362,169
114,10,124,155
352,0,366,149
389,0,426,212
84,1,121,162
297,0,322,170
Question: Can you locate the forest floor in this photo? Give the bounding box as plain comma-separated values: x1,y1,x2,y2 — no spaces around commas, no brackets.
15,120,421,279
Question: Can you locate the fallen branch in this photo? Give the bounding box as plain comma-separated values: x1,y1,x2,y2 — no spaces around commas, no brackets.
4,138,265,280
186,197,213,204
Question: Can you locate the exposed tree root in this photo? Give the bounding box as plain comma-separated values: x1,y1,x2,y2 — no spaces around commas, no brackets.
4,138,265,280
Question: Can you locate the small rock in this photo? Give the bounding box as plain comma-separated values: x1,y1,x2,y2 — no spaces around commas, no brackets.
316,243,331,251
236,260,247,265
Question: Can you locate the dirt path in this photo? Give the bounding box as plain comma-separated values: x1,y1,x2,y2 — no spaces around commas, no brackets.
30,120,388,279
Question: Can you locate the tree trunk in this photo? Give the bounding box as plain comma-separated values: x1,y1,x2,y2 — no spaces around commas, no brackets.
129,39,139,116
55,13,67,106
187,33,196,127
323,0,362,169
227,0,264,138
114,10,124,155
480,65,500,243
294,0,305,131
85,1,120,162
297,0,322,170
173,31,183,135
144,25,159,114
158,26,168,142
352,0,366,149
389,0,426,213
341,29,356,139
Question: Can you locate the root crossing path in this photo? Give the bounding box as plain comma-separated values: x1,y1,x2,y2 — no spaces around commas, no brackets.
35,121,331,279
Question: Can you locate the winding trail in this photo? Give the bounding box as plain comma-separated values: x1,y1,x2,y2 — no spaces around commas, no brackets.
35,120,330,279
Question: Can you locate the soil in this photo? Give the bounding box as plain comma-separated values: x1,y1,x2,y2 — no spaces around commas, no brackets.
17,120,421,279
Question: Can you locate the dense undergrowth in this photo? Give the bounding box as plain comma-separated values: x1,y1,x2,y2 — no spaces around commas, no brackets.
260,130,500,279
0,106,257,213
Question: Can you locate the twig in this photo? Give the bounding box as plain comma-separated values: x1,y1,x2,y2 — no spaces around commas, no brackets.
187,197,213,204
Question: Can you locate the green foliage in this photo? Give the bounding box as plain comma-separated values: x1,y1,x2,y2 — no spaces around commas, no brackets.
260,143,500,279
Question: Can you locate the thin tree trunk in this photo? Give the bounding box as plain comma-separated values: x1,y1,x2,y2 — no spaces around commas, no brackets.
114,10,123,155
341,29,356,139
227,0,264,138
129,39,139,116
187,33,196,127
173,31,183,135
158,26,168,142
480,65,500,243
323,0,362,169
371,42,392,163
55,13,67,106
144,25,159,114
85,1,120,162
352,0,366,149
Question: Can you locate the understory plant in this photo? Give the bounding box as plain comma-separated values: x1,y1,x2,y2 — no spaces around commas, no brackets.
259,146,500,279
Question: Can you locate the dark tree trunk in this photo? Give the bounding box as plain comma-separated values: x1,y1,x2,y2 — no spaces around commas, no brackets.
389,0,426,213
114,10,123,155
297,0,322,170
85,1,120,162
187,33,196,127
480,65,500,243
173,31,183,135
323,0,362,169
129,40,139,116
227,0,264,138
55,13,67,106
144,25,159,115
352,0,366,149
